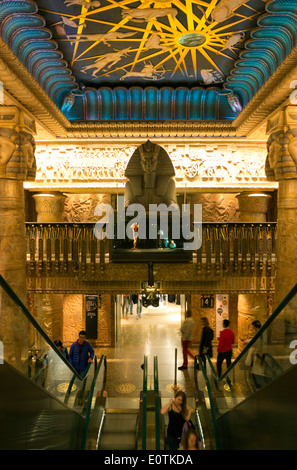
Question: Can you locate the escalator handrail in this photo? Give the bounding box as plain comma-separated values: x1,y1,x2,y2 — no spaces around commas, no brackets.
194,408,206,450
142,356,148,450
81,354,107,450
262,352,284,375
211,281,297,382
64,361,94,405
154,356,160,450
0,273,84,380
197,356,220,450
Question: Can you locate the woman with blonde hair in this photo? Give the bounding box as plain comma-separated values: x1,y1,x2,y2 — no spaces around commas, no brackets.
161,390,192,450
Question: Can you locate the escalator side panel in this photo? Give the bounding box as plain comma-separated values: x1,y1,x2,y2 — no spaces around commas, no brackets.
217,365,297,450
0,362,85,450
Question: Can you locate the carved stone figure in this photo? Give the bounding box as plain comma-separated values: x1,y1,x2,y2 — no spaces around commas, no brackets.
0,130,36,181
124,140,176,209
0,133,15,178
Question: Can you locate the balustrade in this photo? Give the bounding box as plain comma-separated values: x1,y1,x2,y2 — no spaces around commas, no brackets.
26,222,276,278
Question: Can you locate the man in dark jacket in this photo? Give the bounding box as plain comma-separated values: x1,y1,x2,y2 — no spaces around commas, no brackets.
69,330,94,375
199,317,214,369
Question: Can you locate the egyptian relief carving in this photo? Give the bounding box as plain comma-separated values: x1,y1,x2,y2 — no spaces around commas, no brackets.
0,131,16,178
63,193,111,222
266,126,297,181
33,143,268,186
0,129,36,180
287,128,297,167
192,193,239,222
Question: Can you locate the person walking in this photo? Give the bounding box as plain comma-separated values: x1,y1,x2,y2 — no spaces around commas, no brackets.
136,294,142,319
178,310,195,370
216,319,235,377
69,330,94,376
122,295,129,320
198,317,214,369
161,390,192,451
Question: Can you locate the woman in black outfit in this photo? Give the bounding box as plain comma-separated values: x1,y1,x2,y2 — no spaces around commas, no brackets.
199,317,214,369
161,390,192,450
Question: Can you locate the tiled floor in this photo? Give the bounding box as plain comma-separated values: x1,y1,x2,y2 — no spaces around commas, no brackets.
96,300,197,409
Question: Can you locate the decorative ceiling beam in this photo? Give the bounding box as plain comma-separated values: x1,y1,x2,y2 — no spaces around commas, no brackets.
0,37,69,137
0,33,295,140
233,43,297,136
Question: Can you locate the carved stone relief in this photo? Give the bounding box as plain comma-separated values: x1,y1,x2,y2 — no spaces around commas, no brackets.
191,193,240,222
33,143,268,186
63,193,112,222
0,130,36,181
62,293,113,347
63,294,83,345
34,293,64,341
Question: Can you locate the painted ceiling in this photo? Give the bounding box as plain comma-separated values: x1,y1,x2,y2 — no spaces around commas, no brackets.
0,0,297,121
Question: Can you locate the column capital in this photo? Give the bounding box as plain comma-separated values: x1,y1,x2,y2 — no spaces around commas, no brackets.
265,105,297,182
236,192,271,222
33,192,66,223
0,106,36,181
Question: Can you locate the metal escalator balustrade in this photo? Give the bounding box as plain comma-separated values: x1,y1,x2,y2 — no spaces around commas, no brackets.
0,274,101,449
81,354,107,450
0,274,97,405
196,282,297,449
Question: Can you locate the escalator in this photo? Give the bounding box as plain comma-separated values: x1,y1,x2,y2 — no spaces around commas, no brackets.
155,355,206,451
195,283,297,450
96,356,148,450
0,274,107,450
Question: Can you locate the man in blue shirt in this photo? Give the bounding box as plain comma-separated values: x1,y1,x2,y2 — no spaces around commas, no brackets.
69,330,94,375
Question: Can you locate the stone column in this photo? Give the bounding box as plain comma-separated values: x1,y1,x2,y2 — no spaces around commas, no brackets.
237,294,268,351
265,105,297,341
265,106,297,304
0,107,36,366
32,192,66,340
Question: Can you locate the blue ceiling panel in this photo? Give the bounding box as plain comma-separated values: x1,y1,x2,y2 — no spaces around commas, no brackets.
0,0,296,122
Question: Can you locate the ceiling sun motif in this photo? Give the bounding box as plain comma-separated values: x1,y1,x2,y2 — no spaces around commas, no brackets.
2,0,296,121
37,0,266,87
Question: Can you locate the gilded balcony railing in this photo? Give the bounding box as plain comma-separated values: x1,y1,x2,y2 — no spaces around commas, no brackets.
25,222,276,277
26,223,108,276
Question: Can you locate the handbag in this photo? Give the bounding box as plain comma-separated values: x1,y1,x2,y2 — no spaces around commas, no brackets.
180,419,195,444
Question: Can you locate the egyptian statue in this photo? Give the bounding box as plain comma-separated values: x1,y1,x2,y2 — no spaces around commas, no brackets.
124,140,177,210
0,128,36,181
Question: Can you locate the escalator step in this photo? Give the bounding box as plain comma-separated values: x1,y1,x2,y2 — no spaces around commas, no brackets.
103,414,138,433
99,432,137,451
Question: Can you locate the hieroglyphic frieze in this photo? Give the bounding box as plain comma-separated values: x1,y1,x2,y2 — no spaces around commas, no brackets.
33,143,269,186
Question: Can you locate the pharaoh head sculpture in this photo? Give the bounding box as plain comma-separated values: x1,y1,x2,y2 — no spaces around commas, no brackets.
125,140,176,209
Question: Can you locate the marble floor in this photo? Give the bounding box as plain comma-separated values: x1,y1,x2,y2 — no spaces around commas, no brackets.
96,300,198,409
